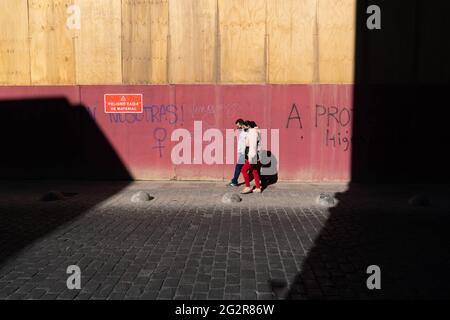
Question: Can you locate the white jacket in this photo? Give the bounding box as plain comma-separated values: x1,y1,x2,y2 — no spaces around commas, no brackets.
246,127,261,164
237,129,247,155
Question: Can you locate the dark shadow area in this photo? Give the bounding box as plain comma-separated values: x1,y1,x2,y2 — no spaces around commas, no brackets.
288,0,450,299
0,98,131,180
260,150,279,189
0,97,131,265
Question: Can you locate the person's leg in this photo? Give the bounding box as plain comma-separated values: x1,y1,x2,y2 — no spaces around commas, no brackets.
252,165,261,189
257,161,264,188
231,163,243,184
241,161,251,187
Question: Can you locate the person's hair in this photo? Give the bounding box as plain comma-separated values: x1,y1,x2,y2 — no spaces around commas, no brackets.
235,118,245,125
247,121,257,128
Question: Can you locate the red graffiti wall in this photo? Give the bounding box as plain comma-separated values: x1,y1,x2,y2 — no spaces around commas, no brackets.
0,85,353,182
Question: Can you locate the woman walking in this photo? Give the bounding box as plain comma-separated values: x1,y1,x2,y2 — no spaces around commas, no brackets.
240,121,262,194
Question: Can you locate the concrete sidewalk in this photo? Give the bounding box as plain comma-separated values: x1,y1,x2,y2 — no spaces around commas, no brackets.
0,181,449,300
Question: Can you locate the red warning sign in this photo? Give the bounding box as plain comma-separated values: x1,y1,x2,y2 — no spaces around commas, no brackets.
104,94,143,113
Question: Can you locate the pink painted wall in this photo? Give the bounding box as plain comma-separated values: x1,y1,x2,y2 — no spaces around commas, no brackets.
0,85,353,181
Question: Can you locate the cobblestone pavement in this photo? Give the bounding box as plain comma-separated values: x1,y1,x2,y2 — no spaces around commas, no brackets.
1,181,450,300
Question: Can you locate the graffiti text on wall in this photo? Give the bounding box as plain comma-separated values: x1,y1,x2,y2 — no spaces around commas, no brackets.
286,104,353,152
108,105,182,125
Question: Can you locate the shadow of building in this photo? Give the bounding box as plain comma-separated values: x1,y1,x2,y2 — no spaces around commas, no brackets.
287,0,450,299
0,97,131,265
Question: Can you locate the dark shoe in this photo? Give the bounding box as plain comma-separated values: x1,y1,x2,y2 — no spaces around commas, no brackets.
227,182,238,187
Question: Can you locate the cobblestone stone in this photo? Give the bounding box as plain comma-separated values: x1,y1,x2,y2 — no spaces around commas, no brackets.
1,181,450,300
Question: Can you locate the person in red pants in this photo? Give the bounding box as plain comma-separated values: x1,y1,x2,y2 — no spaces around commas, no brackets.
241,121,262,194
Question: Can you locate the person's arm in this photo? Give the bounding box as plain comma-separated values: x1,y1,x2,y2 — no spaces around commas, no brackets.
247,130,257,164
237,130,245,154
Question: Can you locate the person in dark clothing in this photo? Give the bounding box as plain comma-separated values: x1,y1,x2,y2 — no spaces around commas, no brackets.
228,119,247,187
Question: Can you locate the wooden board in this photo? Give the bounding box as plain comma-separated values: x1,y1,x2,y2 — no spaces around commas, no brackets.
29,0,76,84
75,0,122,84
0,0,358,86
169,0,217,83
122,0,168,84
267,0,317,83
318,0,356,83
218,0,266,83
0,0,30,85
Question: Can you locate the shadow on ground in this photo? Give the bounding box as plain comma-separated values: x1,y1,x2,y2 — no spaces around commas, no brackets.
0,98,131,266
287,0,450,299
261,150,278,189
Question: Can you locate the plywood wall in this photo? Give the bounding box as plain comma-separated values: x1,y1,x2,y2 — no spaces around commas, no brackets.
0,0,30,85
122,0,168,84
29,0,76,84
318,0,356,83
267,0,317,83
75,0,122,84
218,0,267,83
169,0,217,83
0,0,357,85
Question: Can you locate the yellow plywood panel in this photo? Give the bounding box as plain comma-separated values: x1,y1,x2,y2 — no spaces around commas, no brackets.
318,0,356,83
29,0,76,84
122,0,168,84
0,0,30,85
267,0,317,83
75,0,122,84
169,0,217,83
218,0,266,83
